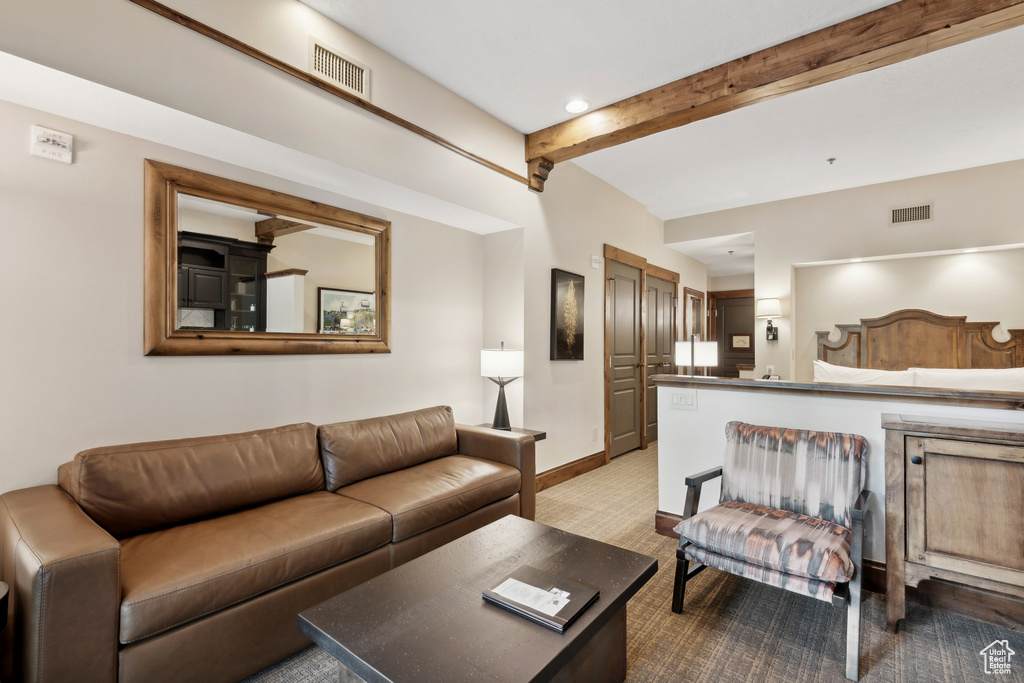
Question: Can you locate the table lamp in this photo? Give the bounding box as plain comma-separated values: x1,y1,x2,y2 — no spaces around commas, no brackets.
675,335,718,376
481,342,524,431
756,298,782,341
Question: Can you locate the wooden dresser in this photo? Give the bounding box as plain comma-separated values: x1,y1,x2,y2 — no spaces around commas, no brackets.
883,414,1024,633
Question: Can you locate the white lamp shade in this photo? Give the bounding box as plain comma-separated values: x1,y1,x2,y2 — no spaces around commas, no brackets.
755,298,782,319
675,341,718,367
481,348,524,378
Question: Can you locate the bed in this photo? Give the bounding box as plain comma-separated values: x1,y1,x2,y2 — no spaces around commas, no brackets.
814,309,1024,391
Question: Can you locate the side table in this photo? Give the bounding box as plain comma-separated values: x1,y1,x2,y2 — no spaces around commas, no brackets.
882,413,1024,633
475,425,546,441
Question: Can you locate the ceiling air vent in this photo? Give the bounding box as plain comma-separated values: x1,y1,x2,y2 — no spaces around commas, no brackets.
308,38,370,100
891,203,932,225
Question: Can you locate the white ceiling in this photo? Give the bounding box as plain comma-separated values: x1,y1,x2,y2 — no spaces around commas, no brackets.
300,0,900,134
300,0,1024,275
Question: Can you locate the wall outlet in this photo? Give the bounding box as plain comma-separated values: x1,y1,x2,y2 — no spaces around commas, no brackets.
592,426,599,442
765,365,775,375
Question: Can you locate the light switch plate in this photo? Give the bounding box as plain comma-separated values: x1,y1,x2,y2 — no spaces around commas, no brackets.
670,389,697,411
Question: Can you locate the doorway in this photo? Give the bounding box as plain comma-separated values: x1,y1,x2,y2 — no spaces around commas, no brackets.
606,258,643,458
604,245,679,459
645,274,676,442
708,290,754,377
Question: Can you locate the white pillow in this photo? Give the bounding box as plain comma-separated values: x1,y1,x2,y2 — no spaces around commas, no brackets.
910,367,1024,392
812,360,916,386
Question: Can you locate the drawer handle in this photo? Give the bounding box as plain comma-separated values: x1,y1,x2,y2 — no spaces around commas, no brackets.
910,455,923,465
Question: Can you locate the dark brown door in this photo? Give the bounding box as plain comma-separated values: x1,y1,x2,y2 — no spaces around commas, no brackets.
646,276,676,442
715,297,754,377
607,260,643,457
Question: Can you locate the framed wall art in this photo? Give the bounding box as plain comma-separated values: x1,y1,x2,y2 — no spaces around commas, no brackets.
318,287,376,334
550,268,585,360
730,333,752,350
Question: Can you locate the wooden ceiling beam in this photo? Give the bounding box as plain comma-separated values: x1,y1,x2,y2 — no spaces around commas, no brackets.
525,0,1024,190
255,217,311,245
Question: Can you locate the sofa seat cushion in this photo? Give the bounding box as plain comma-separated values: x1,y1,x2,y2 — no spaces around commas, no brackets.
118,491,391,644
684,545,837,603
674,500,853,584
336,455,521,542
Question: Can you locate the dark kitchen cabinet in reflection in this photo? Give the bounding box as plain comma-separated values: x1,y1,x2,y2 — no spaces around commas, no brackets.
177,232,272,331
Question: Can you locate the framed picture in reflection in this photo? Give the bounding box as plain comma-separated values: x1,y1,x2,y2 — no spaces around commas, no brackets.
730,334,752,350
318,288,375,335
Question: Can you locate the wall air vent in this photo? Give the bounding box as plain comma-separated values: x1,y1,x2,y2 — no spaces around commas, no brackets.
308,38,370,100
891,203,932,224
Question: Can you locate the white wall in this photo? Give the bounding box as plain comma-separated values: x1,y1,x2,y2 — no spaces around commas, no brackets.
707,274,754,291
155,0,526,175
657,383,1024,562
0,0,525,235
0,100,485,492
794,248,1024,381
266,233,376,333
665,159,1024,379
0,0,526,210
0,0,709,487
525,163,707,470
179,207,255,241
482,229,525,429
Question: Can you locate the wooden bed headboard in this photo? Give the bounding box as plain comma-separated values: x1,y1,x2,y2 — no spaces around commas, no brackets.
816,309,1024,370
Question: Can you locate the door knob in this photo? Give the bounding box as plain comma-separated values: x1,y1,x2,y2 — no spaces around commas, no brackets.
910,455,923,465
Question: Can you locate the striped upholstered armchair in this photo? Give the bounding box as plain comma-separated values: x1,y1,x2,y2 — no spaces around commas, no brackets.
671,421,870,681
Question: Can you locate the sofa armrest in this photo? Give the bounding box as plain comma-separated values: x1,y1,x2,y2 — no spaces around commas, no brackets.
455,425,536,520
1,486,120,683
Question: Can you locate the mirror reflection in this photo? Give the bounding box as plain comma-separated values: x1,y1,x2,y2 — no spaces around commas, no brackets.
176,195,376,335
144,159,390,355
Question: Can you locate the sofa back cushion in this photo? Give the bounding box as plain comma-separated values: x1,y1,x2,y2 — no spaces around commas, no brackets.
720,421,867,528
319,406,458,491
58,423,322,537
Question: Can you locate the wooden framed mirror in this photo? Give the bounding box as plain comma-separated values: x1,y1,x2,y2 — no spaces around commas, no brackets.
144,160,391,355
682,287,705,342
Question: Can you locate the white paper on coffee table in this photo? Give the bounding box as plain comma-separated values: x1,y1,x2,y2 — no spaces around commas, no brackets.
491,577,570,616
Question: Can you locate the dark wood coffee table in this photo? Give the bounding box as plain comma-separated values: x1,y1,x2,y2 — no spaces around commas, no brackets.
298,515,657,683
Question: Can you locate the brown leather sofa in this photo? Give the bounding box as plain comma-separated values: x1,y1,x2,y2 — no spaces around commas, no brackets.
0,406,535,683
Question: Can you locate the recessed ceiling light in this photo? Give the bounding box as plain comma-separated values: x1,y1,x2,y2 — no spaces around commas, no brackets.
565,99,590,114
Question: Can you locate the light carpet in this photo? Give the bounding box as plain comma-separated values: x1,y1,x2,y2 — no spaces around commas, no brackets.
248,444,1021,682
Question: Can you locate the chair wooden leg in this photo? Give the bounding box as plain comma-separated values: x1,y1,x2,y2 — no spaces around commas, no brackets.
672,543,689,614
845,569,862,681
846,508,866,681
